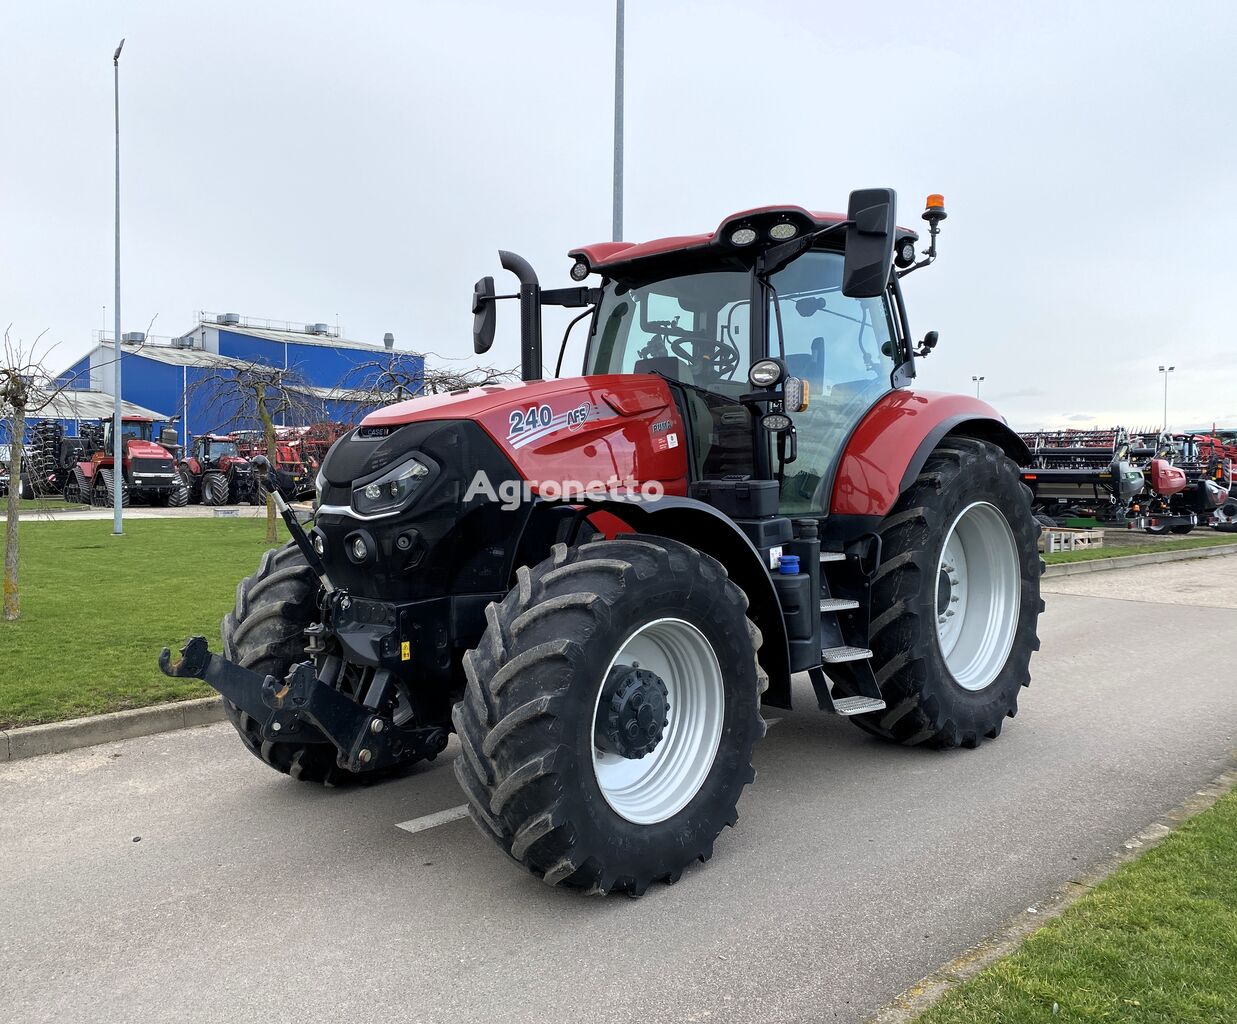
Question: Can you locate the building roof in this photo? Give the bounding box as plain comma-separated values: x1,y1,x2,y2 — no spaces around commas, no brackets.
103,340,241,368
36,389,168,421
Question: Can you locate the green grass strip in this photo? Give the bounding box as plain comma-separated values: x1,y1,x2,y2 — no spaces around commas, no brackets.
916,789,1237,1023
1,518,285,727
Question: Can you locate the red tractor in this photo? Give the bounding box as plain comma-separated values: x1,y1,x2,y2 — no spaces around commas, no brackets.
179,434,259,506
65,416,187,507
163,190,1043,894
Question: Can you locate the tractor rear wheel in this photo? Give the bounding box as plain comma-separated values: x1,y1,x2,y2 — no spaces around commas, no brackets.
452,535,766,894
202,472,229,506
840,437,1042,748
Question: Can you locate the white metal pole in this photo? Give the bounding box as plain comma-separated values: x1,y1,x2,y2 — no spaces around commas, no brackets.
612,0,624,242
112,38,125,535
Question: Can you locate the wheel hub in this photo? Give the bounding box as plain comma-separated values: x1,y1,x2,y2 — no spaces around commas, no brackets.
595,665,670,760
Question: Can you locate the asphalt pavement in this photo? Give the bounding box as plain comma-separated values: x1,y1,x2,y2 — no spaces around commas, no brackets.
2,558,1235,1024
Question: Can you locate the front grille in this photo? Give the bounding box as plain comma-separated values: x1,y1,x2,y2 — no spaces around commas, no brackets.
134,457,173,474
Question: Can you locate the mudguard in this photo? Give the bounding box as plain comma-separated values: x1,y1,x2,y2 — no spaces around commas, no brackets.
581,495,793,710
830,391,1031,517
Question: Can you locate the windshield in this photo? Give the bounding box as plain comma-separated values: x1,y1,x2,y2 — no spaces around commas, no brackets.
206,440,239,458
121,422,152,442
585,270,752,396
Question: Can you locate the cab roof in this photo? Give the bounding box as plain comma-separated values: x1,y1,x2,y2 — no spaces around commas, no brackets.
569,205,919,278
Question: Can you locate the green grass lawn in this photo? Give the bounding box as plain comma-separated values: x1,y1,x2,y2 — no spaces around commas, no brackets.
916,788,1237,1023
1044,533,1237,565
0,518,286,728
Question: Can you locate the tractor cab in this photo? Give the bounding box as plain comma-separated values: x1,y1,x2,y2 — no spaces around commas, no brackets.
195,435,242,466
474,191,948,522
102,417,155,457
583,244,903,514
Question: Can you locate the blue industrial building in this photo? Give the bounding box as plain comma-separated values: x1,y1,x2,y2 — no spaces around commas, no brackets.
40,312,424,445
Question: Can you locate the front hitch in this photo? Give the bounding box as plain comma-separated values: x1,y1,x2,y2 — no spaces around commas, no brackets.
159,636,449,772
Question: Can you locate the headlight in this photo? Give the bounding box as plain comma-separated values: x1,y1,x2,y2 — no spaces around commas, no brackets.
350,455,432,517
748,358,785,388
314,469,325,509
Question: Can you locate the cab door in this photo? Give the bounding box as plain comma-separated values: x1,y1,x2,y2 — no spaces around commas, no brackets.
768,250,900,514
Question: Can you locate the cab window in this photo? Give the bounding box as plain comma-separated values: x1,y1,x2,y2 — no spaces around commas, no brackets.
769,250,897,513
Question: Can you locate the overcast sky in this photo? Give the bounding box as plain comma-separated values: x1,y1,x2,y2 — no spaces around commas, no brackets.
2,0,1234,430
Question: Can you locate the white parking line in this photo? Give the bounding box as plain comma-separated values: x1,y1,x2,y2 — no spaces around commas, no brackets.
395,804,469,834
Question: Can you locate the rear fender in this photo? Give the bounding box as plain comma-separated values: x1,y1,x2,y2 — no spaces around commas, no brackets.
830,391,1031,517
521,496,793,709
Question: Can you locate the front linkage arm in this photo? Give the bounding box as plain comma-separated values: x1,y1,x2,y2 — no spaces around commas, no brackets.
158,636,448,772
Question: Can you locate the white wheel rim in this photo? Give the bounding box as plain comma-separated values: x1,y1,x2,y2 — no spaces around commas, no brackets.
591,618,724,825
935,501,1021,692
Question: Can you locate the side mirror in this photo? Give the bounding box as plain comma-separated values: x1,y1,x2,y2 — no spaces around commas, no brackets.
915,330,939,358
160,427,178,447
472,276,496,354
842,187,897,298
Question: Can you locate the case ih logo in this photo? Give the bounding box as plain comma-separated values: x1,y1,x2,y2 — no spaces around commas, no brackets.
507,401,607,449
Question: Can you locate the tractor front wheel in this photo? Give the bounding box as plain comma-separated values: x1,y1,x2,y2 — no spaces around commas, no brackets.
843,437,1043,748
452,535,766,895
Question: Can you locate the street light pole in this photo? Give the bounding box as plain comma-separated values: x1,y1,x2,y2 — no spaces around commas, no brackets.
112,37,125,536
972,374,985,398
1159,364,1175,433
612,0,624,242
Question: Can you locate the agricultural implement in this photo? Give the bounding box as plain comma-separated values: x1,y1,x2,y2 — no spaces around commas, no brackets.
234,430,315,499
162,190,1044,894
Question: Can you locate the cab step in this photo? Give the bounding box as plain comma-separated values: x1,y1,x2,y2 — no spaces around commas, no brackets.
830,695,886,716
820,597,859,612
822,645,873,663
819,551,847,563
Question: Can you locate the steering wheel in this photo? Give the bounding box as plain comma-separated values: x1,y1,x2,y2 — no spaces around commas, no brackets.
670,335,741,380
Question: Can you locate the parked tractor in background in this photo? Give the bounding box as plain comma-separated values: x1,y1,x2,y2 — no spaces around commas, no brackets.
179,434,259,506
63,416,188,507
163,190,1045,895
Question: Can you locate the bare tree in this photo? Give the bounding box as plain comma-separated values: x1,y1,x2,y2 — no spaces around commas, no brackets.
187,359,324,543
1,327,69,620
337,350,517,415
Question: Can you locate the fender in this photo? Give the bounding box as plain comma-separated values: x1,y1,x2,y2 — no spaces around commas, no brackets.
830,390,1031,518
521,495,794,709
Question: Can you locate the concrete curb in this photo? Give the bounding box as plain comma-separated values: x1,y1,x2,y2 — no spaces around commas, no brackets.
1,696,224,763
868,759,1237,1023
1043,542,1237,577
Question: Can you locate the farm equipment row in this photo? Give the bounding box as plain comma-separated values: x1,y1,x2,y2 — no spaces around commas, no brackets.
1020,426,1236,533
7,417,349,508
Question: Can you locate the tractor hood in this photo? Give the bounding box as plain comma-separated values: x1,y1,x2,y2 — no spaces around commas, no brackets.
353,374,690,496
125,439,172,459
